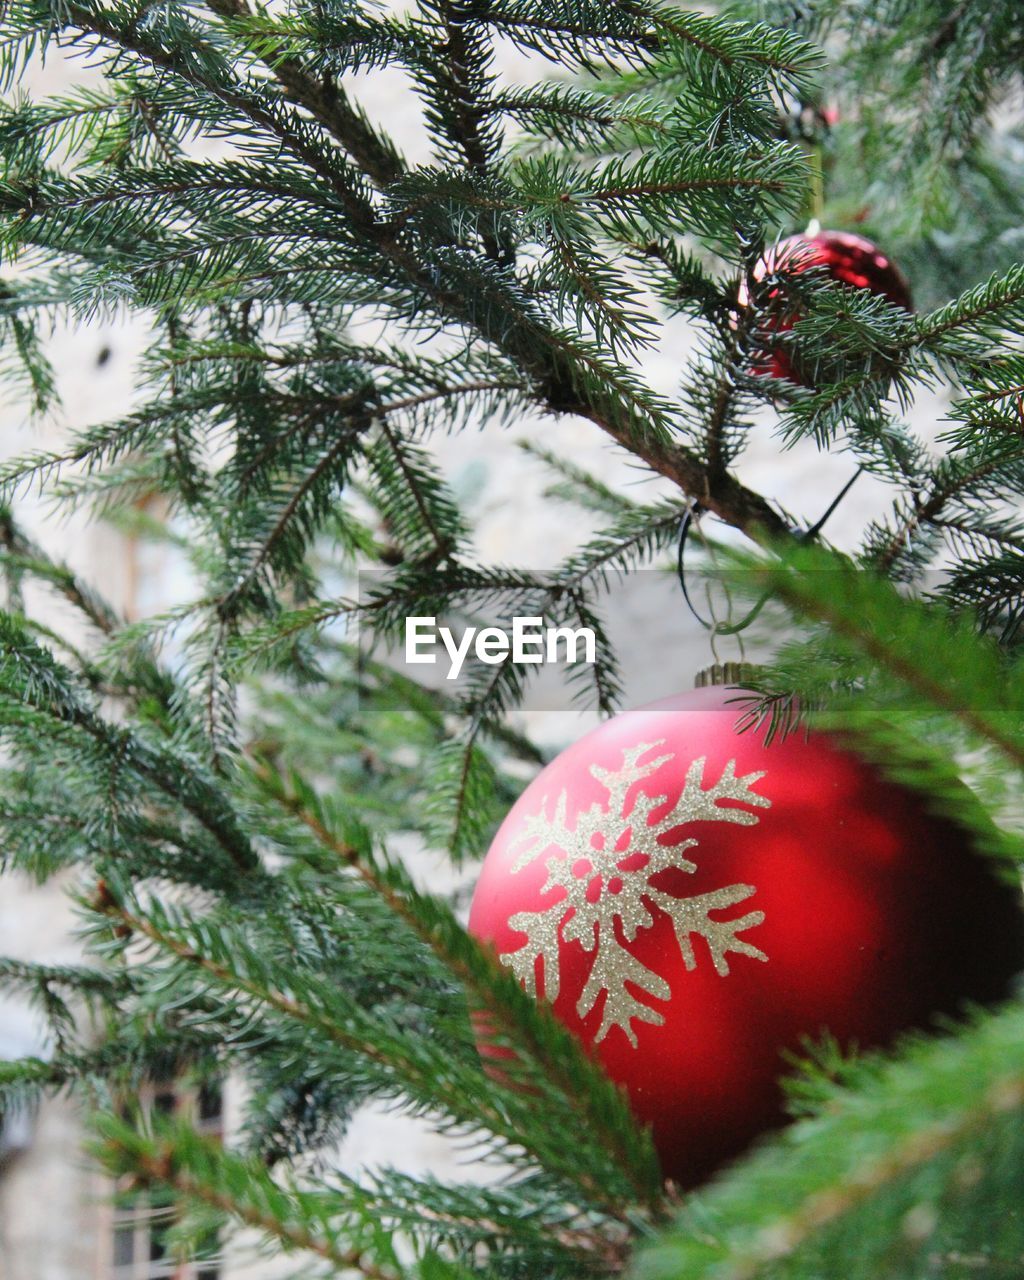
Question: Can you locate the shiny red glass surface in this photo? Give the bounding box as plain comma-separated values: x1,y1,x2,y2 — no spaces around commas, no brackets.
469,686,1023,1184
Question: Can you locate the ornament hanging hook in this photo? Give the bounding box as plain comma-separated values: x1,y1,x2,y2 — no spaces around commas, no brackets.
676,503,769,643
676,465,866,644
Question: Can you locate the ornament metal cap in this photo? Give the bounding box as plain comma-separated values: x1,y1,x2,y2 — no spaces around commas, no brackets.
694,662,761,688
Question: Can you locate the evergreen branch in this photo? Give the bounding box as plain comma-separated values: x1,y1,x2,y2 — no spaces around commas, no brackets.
0,508,119,635
872,442,1024,573
429,0,501,180
206,0,407,188
29,14,791,547
579,173,787,204
255,764,664,1214
373,417,465,562
505,327,795,542
771,264,1024,449
345,643,545,766
18,7,799,550
0,616,260,875
566,400,793,543
556,499,683,589
933,551,1024,643
223,423,369,606
425,732,500,862
490,84,668,148
0,396,229,497
0,956,133,997
380,379,526,415
94,1116,403,1279
102,896,427,1074
517,440,638,515
563,587,621,714
55,0,387,241
330,1167,610,1275
480,1,820,86
737,543,1024,772
917,262,1024,348
636,1005,1024,1280
931,513,1024,556
537,234,657,351
642,6,822,81
241,501,679,681
98,884,654,1211
0,510,182,720
475,0,659,66
0,1053,109,1105
0,1021,226,1105
512,144,806,241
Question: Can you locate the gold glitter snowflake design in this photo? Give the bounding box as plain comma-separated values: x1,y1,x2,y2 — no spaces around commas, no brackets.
501,741,772,1047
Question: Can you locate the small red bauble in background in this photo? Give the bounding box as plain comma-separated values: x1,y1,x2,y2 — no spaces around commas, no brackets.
739,229,913,382
468,685,1024,1186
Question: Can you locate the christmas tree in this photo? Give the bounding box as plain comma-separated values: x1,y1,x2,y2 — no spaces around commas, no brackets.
0,0,1023,1274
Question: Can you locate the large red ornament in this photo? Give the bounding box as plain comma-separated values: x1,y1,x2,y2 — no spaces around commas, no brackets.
469,686,1024,1186
740,229,913,382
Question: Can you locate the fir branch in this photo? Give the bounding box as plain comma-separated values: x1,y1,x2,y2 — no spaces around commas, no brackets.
206,0,407,188
372,418,465,563
643,6,822,83
254,763,664,1215
517,440,638,516
0,509,120,636
53,0,389,242
328,1167,611,1276
97,882,656,1213
917,261,1024,352
871,441,1024,573
0,5,803,550
94,1115,405,1280
0,510,183,719
0,616,261,876
736,543,1024,772
222,423,369,607
636,1005,1024,1280
0,955,134,998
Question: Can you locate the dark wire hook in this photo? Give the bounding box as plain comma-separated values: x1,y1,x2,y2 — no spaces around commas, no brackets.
677,466,864,634
677,502,770,635
676,502,707,628
802,465,864,539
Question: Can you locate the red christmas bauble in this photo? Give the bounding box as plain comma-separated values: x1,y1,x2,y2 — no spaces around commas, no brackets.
740,229,913,382
469,686,1023,1185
